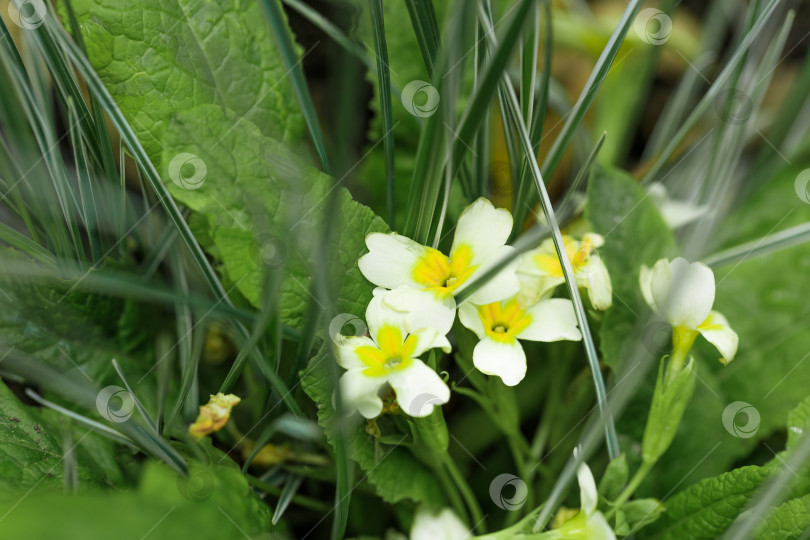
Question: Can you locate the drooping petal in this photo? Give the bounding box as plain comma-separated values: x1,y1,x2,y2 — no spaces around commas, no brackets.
338,370,384,418
409,327,453,357
519,299,582,342
577,461,598,516
334,335,379,370
411,508,471,540
472,338,527,386
384,285,457,335
579,255,612,310
462,245,521,305
698,310,739,364
656,257,715,329
388,360,450,417
358,233,429,290
450,198,513,265
458,302,486,339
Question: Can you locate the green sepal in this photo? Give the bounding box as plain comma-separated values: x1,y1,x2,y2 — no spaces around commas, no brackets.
642,356,697,463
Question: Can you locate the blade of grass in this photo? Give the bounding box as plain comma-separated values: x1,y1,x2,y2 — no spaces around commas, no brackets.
273,475,304,524
641,0,783,183
259,0,331,174
368,0,396,227
405,0,441,78
478,2,619,460
112,358,158,431
704,222,810,268
540,0,642,180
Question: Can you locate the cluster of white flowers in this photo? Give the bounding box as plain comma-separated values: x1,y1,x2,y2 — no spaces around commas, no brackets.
333,198,613,419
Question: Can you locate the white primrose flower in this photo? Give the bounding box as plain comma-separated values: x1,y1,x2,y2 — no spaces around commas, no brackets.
518,233,612,310
358,198,521,335
541,455,616,540
335,289,451,418
458,296,582,386
410,507,471,540
640,257,738,364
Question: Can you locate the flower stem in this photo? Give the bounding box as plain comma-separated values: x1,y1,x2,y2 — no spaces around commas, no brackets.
442,452,486,533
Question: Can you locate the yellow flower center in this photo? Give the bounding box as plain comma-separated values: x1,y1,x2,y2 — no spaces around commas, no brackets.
356,325,417,377
412,244,478,297
532,236,593,278
477,298,532,344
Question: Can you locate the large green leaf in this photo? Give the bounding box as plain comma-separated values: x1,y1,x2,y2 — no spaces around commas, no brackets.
0,380,124,491
0,460,273,538
300,346,445,506
754,494,810,540
70,0,304,161
71,0,389,325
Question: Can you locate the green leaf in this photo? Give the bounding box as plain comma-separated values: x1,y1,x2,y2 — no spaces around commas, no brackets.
599,453,629,502
584,165,676,372
787,395,810,451
620,498,664,534
69,0,304,163
159,104,387,325
754,493,810,540
301,345,445,506
0,460,273,538
646,465,772,540
0,380,124,491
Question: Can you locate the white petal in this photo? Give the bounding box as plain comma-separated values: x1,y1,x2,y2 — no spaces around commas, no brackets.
519,299,582,342
458,303,486,339
358,233,428,290
463,246,521,305
338,370,384,418
385,286,457,335
698,310,739,364
577,461,598,516
639,263,656,312
472,338,527,386
657,257,715,329
411,508,471,540
451,198,513,265
586,511,617,540
335,336,377,370
366,290,408,344
579,255,612,310
410,327,452,356
389,360,450,417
